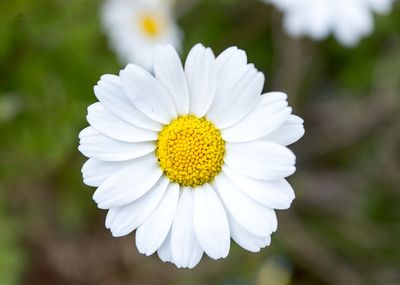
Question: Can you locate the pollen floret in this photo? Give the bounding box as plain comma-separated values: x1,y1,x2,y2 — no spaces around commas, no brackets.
140,14,162,38
156,115,225,187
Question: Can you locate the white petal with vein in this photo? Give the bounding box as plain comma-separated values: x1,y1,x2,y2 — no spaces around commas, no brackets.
223,165,295,209
185,44,216,117
171,188,203,268
79,126,98,139
157,231,173,263
120,64,177,124
262,114,305,146
193,184,230,259
155,45,190,115
78,127,154,161
214,172,277,237
225,141,296,180
222,92,292,142
94,74,161,131
93,155,162,209
207,64,264,129
105,176,169,237
214,46,247,85
136,183,179,256
228,213,271,252
87,103,157,142
81,158,133,187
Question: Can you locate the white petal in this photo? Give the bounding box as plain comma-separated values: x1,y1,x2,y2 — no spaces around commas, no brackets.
214,46,247,85
78,127,154,161
171,188,203,269
223,165,295,210
120,64,177,124
193,184,230,259
105,176,169,237
284,2,333,41
367,0,393,14
228,213,271,253
333,2,373,47
225,141,296,180
81,158,133,187
78,126,99,139
185,44,216,117
262,114,305,146
222,92,292,142
94,74,161,131
207,65,265,129
136,183,180,256
154,45,190,115
214,172,277,237
93,155,162,209
105,207,117,229
157,231,173,263
87,103,157,142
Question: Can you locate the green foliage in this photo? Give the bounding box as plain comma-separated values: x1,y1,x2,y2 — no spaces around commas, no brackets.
0,192,25,285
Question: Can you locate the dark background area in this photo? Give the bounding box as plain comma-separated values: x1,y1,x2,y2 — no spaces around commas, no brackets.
1,0,399,284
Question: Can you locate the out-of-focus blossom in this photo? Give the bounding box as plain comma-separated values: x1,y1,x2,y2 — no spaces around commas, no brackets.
262,0,395,47
0,94,22,123
101,0,182,70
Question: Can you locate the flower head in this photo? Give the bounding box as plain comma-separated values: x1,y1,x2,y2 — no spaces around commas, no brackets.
79,44,304,268
101,0,181,70
262,0,395,47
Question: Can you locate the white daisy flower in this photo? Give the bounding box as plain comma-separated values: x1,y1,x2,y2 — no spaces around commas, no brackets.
79,44,304,269
262,0,395,47
101,0,181,70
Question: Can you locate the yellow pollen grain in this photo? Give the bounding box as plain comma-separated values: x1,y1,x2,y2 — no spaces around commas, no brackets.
140,14,161,37
156,115,225,187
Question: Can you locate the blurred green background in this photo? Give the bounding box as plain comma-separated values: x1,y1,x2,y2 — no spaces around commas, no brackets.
1,0,400,284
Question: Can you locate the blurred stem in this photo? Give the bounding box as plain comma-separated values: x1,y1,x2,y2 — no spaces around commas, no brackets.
175,0,201,18
271,10,315,108
281,213,363,285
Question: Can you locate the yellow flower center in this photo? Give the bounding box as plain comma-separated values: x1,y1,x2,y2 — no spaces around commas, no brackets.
156,115,225,187
139,14,162,38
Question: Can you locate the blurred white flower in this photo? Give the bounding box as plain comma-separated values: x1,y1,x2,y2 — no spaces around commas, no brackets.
101,0,182,70
79,44,304,268
0,94,22,123
263,0,395,47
